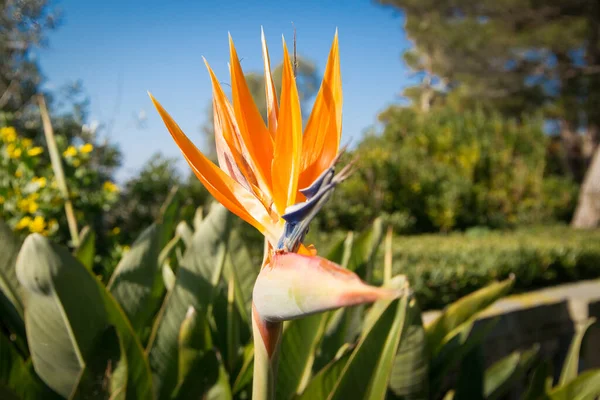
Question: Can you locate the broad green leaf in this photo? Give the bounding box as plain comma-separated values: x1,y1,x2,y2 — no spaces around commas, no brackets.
176,221,194,248
206,365,233,400
454,346,484,400
426,277,513,355
158,186,180,249
159,235,182,268
430,318,498,391
193,206,204,231
108,224,163,331
225,278,240,372
162,262,176,292
295,349,352,400
484,344,539,400
328,291,410,400
548,369,600,400
277,314,329,399
171,307,217,400
171,350,220,400
347,217,384,281
523,360,553,400
73,226,95,271
223,230,259,324
232,343,254,394
366,292,409,400
559,317,596,386
0,331,59,399
0,220,24,326
69,325,128,400
389,299,429,399
148,203,231,399
16,234,153,399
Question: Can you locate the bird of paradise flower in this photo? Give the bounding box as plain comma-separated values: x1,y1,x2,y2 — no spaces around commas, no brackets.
150,29,401,399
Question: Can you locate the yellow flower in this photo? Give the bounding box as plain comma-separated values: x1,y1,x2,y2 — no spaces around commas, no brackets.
73,159,81,167
1,127,17,142
14,170,23,178
29,216,46,233
122,245,131,253
32,176,47,188
28,202,39,213
111,226,121,235
80,143,94,153
103,181,119,193
27,146,43,156
15,216,32,230
63,146,77,157
17,198,30,212
7,144,21,159
150,31,342,250
0,196,4,205
21,138,33,148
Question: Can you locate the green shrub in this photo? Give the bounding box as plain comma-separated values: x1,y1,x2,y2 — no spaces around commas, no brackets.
388,225,600,309
322,108,578,233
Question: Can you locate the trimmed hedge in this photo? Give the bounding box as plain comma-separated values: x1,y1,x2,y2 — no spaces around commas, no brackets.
387,226,600,310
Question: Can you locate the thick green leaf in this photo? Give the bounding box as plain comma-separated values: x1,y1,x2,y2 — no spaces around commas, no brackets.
171,307,218,400
0,220,25,340
223,230,258,324
328,291,410,400
559,317,596,386
192,206,204,232
176,221,194,248
523,360,553,400
69,325,128,400
171,350,220,400
347,217,384,281
108,224,163,331
0,331,59,399
206,365,232,400
147,204,231,399
73,226,95,271
426,277,513,355
548,369,600,400
16,234,153,399
158,186,180,249
366,292,409,400
484,344,539,400
454,346,485,400
232,343,254,394
389,299,429,399
277,314,330,399
430,318,498,391
295,349,352,400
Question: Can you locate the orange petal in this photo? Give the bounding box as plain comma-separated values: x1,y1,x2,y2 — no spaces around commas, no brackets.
271,38,302,214
205,59,273,208
229,35,274,194
149,93,279,242
211,97,250,189
261,27,279,137
253,252,401,322
298,31,342,190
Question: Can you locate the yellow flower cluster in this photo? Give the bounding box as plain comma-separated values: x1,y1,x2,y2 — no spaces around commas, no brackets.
103,181,119,193
2,127,43,158
17,193,40,214
0,127,17,142
63,145,77,157
15,215,57,235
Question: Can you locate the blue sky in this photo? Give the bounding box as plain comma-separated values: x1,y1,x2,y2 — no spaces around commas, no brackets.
38,0,413,181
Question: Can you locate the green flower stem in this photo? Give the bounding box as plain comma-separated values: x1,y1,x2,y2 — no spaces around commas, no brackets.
37,94,80,246
252,304,282,400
